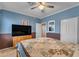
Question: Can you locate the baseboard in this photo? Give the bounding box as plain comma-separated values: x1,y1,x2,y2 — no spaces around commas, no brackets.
0,47,13,51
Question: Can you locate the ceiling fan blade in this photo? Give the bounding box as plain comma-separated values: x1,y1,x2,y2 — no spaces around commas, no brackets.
31,4,40,9
46,5,54,8
40,2,54,8
39,2,42,4
31,6,38,9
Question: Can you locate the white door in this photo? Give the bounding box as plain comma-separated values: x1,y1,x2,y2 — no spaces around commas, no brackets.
36,23,41,38
41,23,46,37
61,18,77,43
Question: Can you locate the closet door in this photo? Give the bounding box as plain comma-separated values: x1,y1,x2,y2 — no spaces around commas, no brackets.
61,20,68,42
61,18,77,43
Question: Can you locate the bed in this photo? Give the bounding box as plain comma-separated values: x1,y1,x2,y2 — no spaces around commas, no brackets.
17,38,79,57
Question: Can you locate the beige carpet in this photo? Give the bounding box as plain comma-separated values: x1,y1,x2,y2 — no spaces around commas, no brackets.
0,47,16,57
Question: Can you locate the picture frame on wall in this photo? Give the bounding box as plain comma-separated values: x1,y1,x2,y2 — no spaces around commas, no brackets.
48,20,55,32
21,20,29,25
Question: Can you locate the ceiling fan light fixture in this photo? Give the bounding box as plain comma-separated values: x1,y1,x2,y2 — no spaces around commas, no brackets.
38,5,44,10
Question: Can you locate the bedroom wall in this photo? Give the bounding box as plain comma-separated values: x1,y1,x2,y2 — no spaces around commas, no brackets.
0,10,41,49
0,10,3,33
41,5,79,39
1,5,79,49
1,10,41,33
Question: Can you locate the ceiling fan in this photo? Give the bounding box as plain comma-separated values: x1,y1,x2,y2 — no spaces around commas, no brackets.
28,2,54,12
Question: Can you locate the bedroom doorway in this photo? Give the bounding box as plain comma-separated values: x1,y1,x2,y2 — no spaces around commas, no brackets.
41,23,46,37
36,23,42,38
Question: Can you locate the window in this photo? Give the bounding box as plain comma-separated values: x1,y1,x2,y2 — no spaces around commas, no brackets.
48,20,55,32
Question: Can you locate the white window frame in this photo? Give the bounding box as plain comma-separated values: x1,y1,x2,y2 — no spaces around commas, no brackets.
48,20,55,33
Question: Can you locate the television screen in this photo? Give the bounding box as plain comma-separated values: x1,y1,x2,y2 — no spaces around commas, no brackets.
12,24,31,36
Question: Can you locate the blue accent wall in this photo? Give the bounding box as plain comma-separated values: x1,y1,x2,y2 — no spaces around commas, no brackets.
41,5,79,33
0,5,79,34
0,10,3,33
0,10,41,34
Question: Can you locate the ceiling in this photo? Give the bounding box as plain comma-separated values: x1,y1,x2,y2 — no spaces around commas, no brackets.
0,2,79,19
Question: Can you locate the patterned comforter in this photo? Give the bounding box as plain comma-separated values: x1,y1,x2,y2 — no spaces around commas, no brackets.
20,38,79,57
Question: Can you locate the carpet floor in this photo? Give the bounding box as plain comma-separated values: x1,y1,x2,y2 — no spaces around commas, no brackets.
0,47,16,57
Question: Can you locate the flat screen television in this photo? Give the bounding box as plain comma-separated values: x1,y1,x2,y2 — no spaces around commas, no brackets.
12,24,31,36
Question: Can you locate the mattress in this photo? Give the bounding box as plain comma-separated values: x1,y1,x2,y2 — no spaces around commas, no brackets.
20,38,79,57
